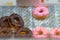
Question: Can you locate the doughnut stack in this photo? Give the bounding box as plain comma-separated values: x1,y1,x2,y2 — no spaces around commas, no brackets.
0,13,32,38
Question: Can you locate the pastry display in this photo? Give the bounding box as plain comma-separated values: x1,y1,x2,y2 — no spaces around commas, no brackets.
0,4,59,40
33,6,49,20
14,27,32,38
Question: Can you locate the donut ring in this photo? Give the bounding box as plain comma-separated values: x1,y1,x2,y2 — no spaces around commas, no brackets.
33,6,49,20
14,27,32,38
0,16,10,27
33,27,49,38
50,28,60,38
9,13,24,27
0,27,12,38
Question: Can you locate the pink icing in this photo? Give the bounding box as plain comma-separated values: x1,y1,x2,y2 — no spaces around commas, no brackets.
50,28,60,38
33,26,49,38
33,35,48,38
33,6,49,16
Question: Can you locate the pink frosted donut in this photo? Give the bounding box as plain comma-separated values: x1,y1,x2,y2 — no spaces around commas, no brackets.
33,6,49,20
50,28,60,38
33,26,49,38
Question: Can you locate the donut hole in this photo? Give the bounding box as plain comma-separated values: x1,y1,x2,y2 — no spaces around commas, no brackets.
39,9,43,13
20,31,28,35
38,31,43,35
56,31,60,35
14,17,19,23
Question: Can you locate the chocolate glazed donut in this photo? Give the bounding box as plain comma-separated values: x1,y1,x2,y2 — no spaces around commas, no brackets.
9,13,24,27
14,27,32,38
0,27,12,38
0,16,10,27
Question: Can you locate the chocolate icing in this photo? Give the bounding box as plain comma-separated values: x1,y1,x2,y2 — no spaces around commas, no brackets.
14,27,32,38
0,16,10,27
0,27,12,38
9,13,24,27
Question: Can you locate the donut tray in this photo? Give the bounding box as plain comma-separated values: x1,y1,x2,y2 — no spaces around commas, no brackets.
0,4,60,40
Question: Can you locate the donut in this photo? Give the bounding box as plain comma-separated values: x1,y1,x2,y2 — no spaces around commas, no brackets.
33,26,49,38
50,28,60,38
0,16,10,28
14,27,32,38
9,13,24,31
0,27,12,38
9,13,24,27
33,6,49,20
